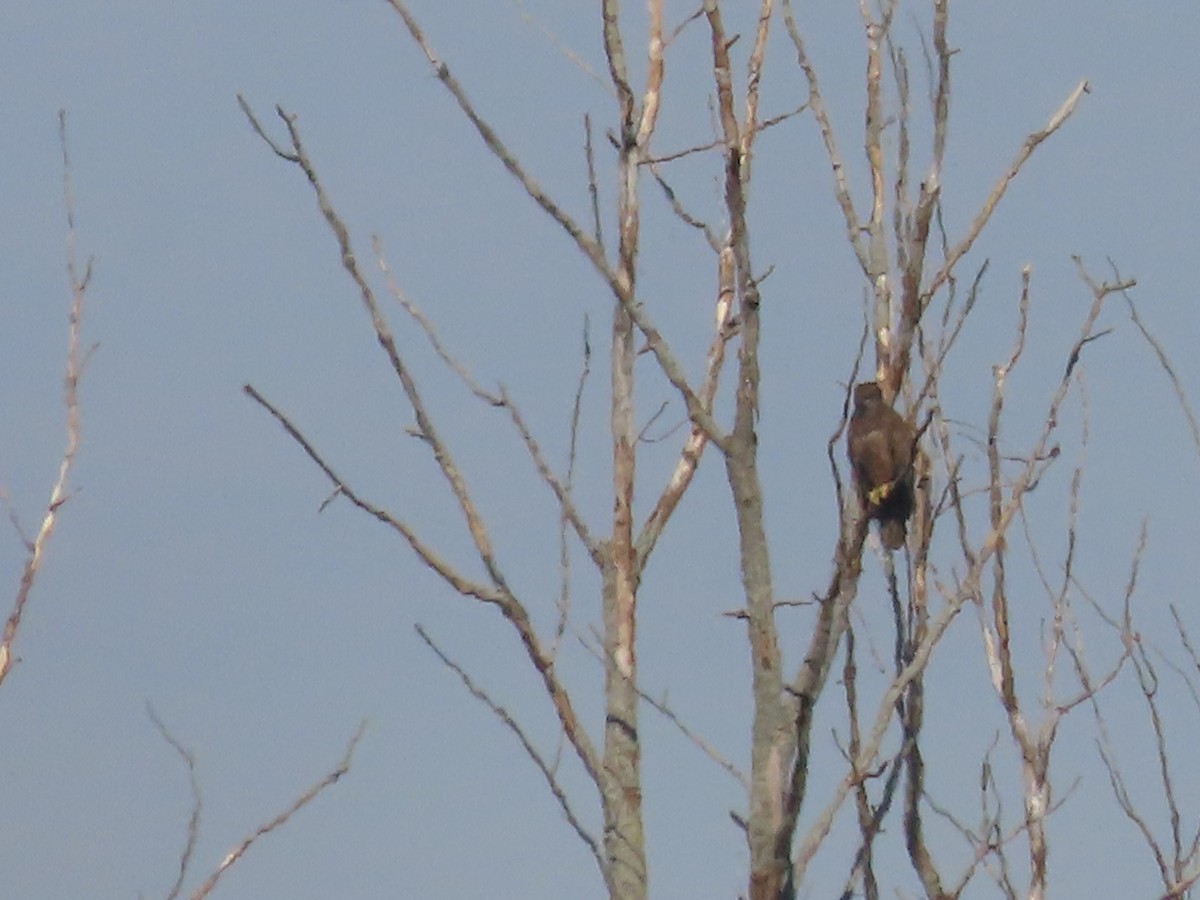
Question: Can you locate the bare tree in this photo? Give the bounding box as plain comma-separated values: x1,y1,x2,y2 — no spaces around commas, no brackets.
240,3,1196,898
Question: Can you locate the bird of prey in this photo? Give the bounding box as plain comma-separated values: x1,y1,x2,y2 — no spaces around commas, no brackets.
846,381,916,550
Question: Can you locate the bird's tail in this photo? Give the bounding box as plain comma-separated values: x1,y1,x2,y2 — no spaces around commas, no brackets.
880,518,906,551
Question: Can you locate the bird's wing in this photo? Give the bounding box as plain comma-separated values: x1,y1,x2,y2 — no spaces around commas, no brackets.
886,409,916,473
849,427,895,488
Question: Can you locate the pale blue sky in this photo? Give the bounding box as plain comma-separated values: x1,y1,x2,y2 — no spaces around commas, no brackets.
2,2,1199,898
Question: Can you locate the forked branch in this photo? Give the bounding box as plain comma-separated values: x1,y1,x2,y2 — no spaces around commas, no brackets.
239,96,605,803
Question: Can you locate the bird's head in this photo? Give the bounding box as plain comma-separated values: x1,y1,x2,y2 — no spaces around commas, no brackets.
853,381,884,409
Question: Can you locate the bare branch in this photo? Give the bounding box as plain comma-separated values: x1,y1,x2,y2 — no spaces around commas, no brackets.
384,3,725,468
416,624,609,884
0,111,91,687
236,95,299,162
620,294,730,451
373,238,604,566
637,0,664,147
243,21,622,866
241,387,607,804
699,8,795,899
837,625,904,900
374,240,501,406
781,0,867,274
641,686,748,789
189,722,367,900
584,116,606,253
1119,275,1200,461
594,2,665,894
148,704,202,900
1081,518,1200,898
923,80,1089,304
860,0,896,378
384,2,617,292
791,562,973,885
647,163,720,249
584,624,748,792
645,102,804,167
635,252,736,564
238,97,519,602
506,0,611,92
893,0,949,391
740,0,777,167
553,316,593,660
500,384,605,566
242,384,503,606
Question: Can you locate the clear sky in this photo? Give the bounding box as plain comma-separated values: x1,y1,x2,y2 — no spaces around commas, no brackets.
3,2,1200,898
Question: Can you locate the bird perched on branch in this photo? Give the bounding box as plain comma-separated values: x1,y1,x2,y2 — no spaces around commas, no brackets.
847,381,916,550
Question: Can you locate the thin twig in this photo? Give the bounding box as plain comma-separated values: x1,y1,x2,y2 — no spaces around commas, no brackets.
584,116,605,253
506,0,611,92
552,315,592,660
242,384,503,606
640,689,748,789
1119,275,1200,460
374,237,603,566
578,630,747,789
148,704,202,900
500,383,605,565
373,239,500,405
189,722,367,900
647,163,720,249
415,624,609,882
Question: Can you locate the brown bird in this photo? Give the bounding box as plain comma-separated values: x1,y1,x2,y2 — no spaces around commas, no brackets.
846,381,916,550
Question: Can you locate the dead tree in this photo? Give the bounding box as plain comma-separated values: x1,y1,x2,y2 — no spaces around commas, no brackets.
241,3,1194,898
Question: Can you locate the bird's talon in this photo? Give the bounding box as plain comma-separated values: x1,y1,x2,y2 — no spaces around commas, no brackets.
867,482,892,506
